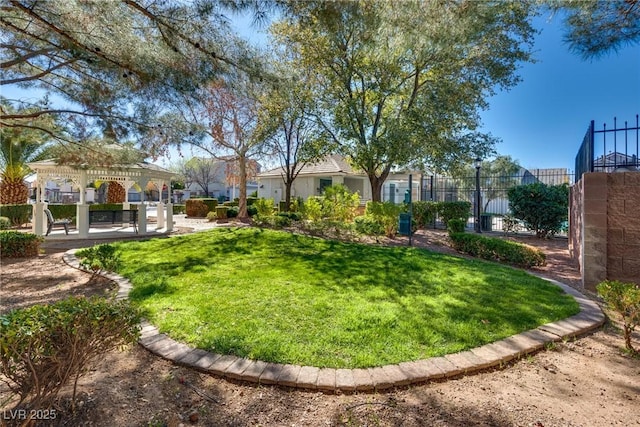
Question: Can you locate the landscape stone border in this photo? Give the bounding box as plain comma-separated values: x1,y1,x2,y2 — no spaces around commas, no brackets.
63,249,605,392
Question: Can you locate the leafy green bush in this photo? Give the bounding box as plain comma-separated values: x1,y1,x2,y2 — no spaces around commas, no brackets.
255,198,275,217
223,201,239,207
215,206,228,219
301,197,323,222
172,204,186,215
247,205,258,217
507,183,569,238
365,201,404,237
321,184,360,222
77,244,121,283
201,198,218,212
186,199,209,217
0,297,140,413
437,201,471,227
412,201,437,228
0,204,31,227
0,231,43,258
247,197,258,206
597,280,640,353
449,233,546,268
354,215,385,236
227,206,239,218
447,218,466,234
0,216,10,230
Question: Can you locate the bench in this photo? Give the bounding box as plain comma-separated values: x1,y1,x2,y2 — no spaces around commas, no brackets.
89,209,138,234
44,208,70,236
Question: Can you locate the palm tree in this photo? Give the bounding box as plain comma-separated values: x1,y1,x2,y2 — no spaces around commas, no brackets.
0,123,51,204
1,99,56,204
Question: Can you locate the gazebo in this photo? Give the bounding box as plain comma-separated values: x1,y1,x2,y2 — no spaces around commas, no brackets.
27,160,174,237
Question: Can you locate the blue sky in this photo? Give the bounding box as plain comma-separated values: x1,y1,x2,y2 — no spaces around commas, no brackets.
478,14,640,172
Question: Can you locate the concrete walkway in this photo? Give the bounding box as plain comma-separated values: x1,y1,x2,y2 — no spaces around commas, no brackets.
62,249,605,392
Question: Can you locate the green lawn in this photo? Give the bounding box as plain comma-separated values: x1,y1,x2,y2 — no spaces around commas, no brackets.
113,227,579,368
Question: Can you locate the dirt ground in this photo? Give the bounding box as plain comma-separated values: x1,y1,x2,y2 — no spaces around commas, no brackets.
1,228,639,427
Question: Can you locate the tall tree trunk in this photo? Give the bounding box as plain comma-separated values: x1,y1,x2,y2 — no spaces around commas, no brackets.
368,175,384,202
237,156,248,219
367,166,391,203
284,179,293,212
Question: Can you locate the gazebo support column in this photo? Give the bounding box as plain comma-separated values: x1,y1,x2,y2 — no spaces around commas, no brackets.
137,178,148,234
166,180,173,232
156,200,165,229
77,171,89,238
32,181,46,236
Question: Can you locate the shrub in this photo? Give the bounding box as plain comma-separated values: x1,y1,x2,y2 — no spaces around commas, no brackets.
201,198,218,212
437,201,471,227
247,205,258,217
273,213,292,227
507,183,569,238
185,199,209,217
227,206,239,218
0,216,10,230
247,197,257,206
172,204,186,215
412,201,437,228
597,280,640,353
0,231,43,258
254,198,275,217
322,184,360,222
77,244,121,283
0,204,32,227
223,201,239,207
215,206,228,219
447,218,466,234
0,297,140,413
365,201,403,237
354,215,385,236
449,233,546,268
301,197,323,222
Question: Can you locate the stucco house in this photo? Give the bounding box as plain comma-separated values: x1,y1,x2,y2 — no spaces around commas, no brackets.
257,155,420,204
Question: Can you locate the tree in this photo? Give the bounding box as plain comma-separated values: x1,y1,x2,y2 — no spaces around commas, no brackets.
455,155,522,213
183,79,264,219
507,182,569,238
178,157,224,197
1,0,269,154
273,1,536,201
546,0,640,59
257,61,332,211
0,99,54,203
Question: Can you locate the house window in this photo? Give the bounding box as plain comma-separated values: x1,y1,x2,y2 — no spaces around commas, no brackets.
319,178,332,194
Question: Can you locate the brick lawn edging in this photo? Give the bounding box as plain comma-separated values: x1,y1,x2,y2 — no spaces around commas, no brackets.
63,249,605,392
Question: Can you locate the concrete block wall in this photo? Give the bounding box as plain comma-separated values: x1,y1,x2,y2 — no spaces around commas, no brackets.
570,172,640,292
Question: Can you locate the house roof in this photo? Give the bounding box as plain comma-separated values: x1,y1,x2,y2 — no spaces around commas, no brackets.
258,154,365,178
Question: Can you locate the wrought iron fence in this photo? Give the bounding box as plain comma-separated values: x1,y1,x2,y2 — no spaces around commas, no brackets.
575,115,640,182
419,169,573,233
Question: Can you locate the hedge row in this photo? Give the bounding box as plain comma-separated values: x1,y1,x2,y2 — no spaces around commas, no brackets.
0,231,44,258
449,232,546,268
